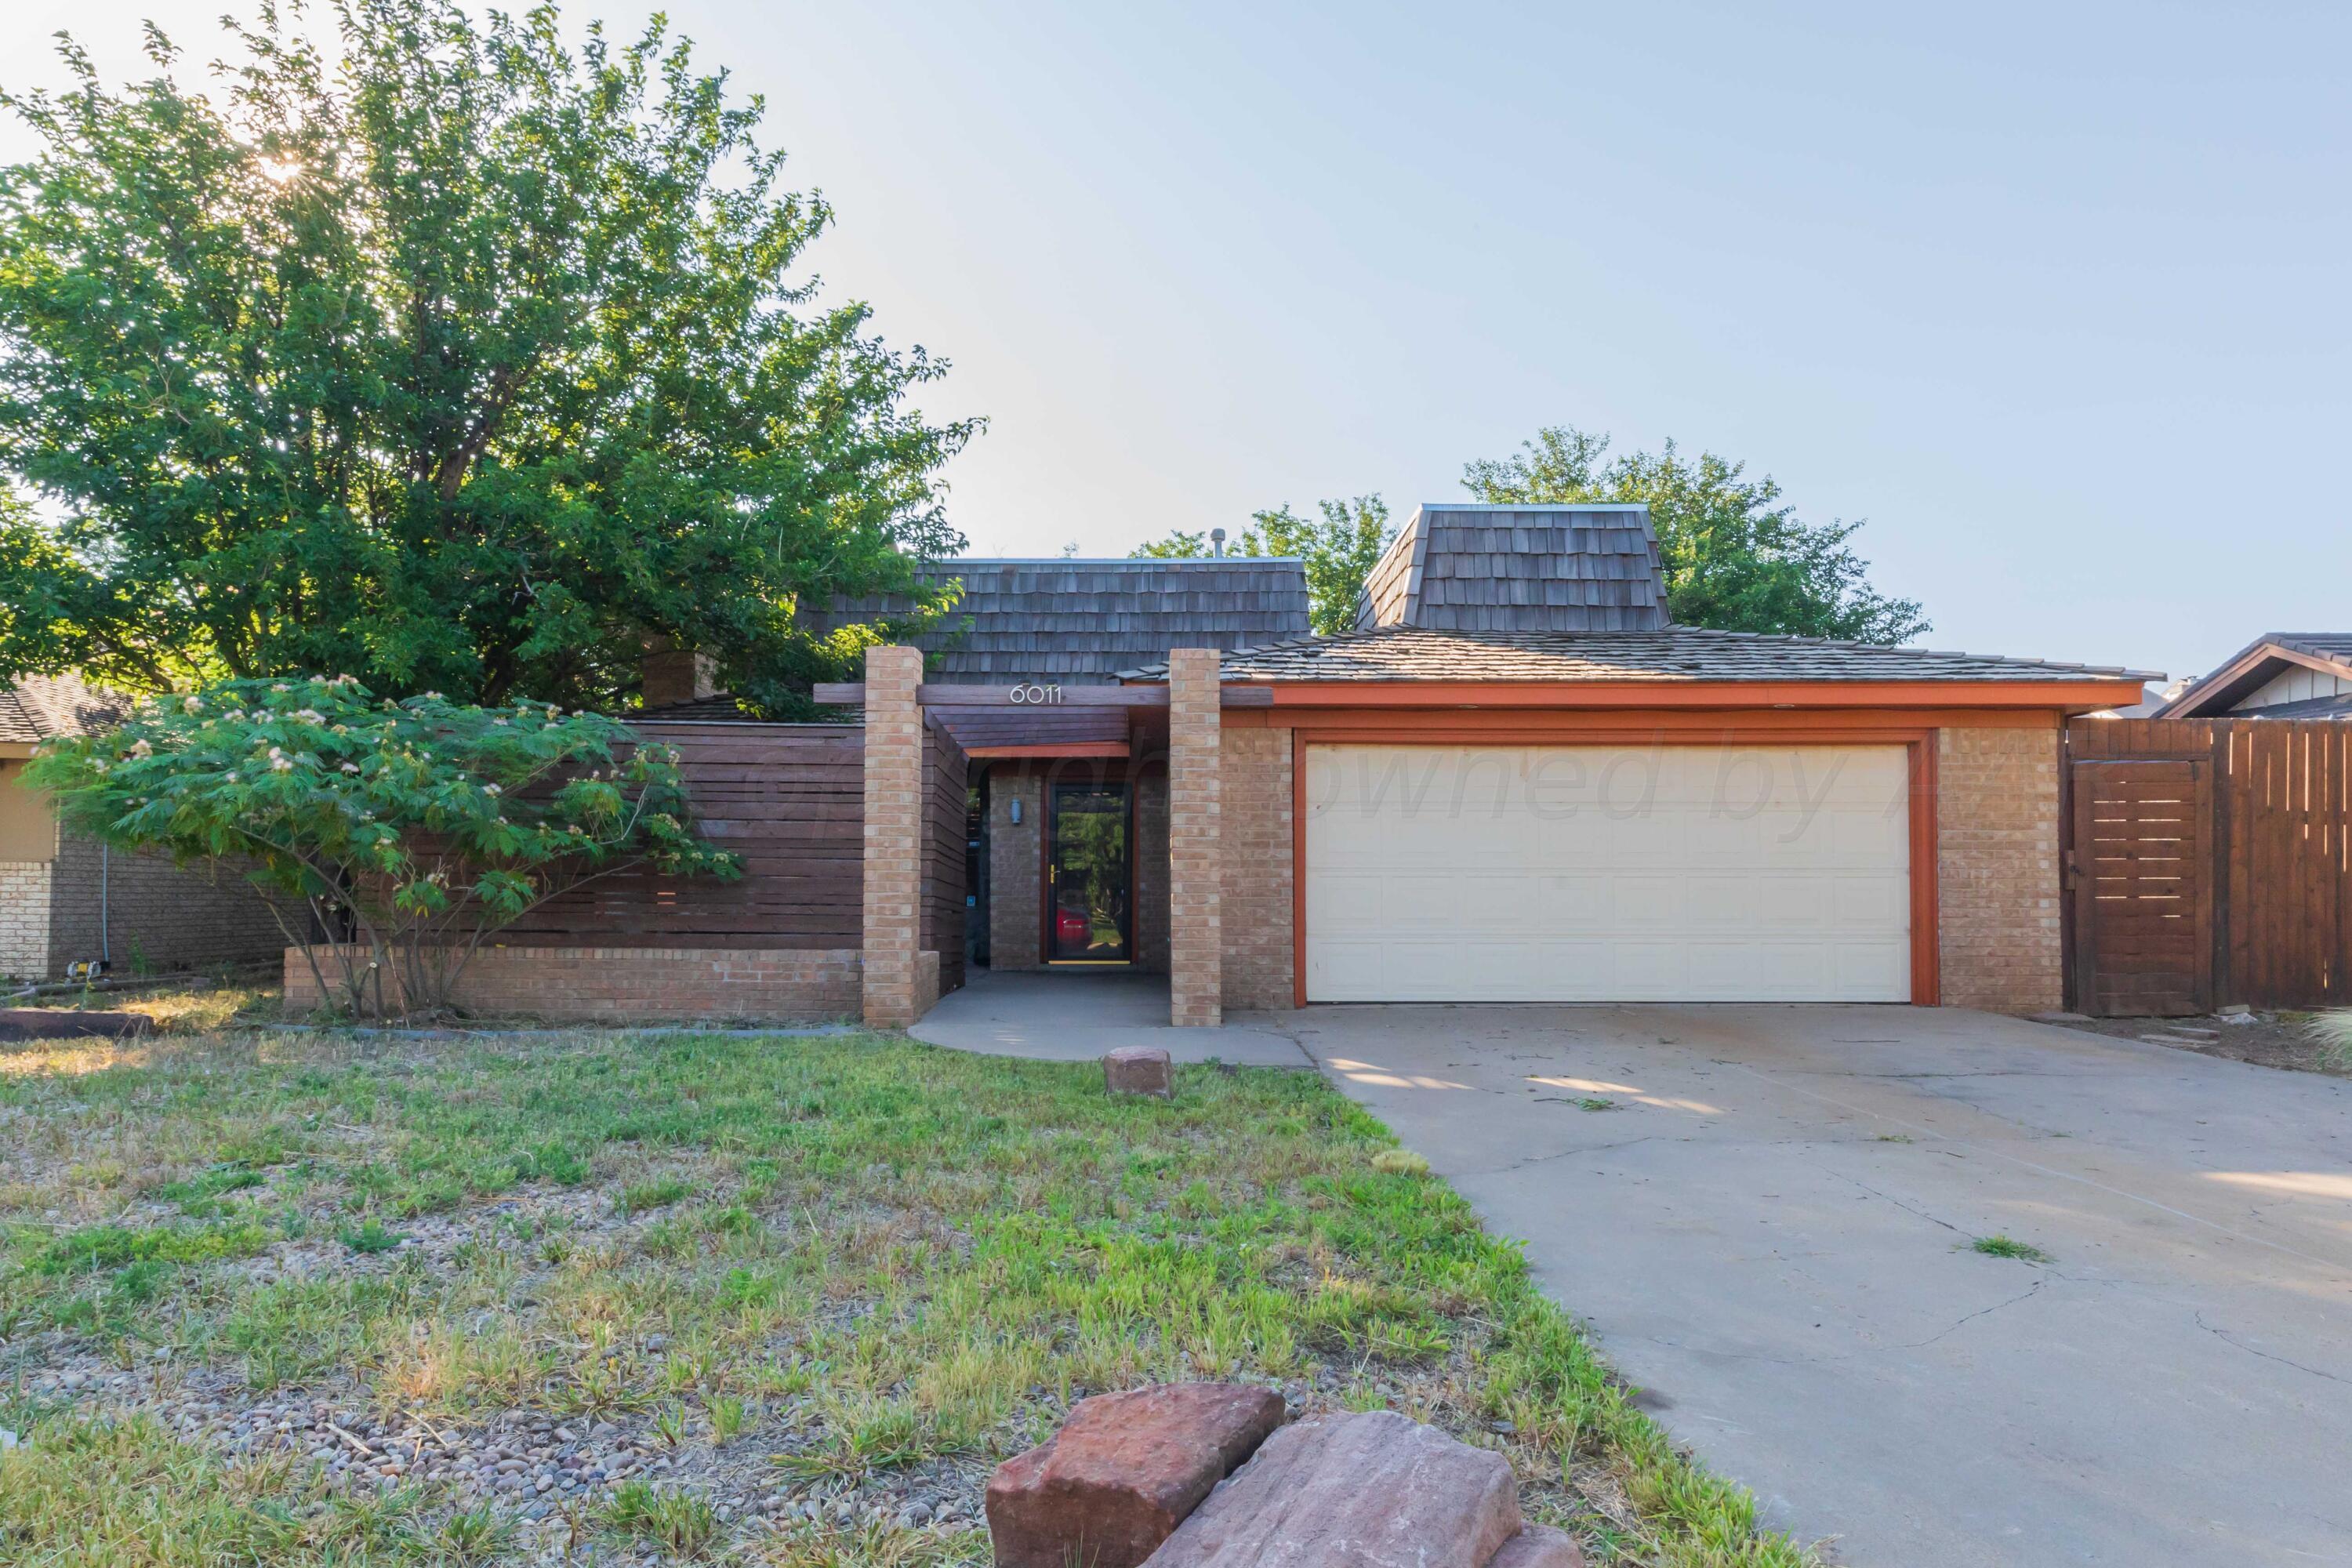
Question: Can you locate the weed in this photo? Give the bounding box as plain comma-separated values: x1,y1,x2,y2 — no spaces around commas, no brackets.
601,1480,720,1558
1576,1098,1617,1112
618,1175,695,1214
1969,1235,2053,1264
1369,1149,1430,1177
339,1218,405,1255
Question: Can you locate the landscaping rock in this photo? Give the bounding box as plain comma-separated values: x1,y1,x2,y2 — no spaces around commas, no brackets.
987,1382,1287,1568
1103,1046,1174,1099
1487,1525,1586,1568
1142,1410,1520,1568
0,1008,154,1042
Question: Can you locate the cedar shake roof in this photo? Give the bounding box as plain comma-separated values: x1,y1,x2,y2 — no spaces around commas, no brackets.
0,673,129,745
805,557,1312,685
1120,625,2160,684
1356,504,1671,633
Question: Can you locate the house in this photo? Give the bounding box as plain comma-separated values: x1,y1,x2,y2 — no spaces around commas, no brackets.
1,673,295,981
2150,632,2352,719
285,505,2153,1027
822,503,2152,1025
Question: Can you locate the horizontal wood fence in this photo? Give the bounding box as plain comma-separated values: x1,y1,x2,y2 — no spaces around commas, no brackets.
506,720,965,992
2066,718,2350,1014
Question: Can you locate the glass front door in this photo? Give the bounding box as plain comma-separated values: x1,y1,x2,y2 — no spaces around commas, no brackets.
1048,781,1131,962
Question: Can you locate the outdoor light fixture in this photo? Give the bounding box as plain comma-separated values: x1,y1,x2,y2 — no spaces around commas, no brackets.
1010,799,1022,825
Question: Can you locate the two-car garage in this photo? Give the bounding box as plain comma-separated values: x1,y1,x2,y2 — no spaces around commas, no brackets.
1301,743,1916,1003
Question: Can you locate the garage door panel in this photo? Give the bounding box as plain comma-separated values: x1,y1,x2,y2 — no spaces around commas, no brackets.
1304,744,1911,1003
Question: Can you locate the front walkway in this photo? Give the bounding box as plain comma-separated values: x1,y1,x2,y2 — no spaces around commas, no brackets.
911,968,1310,1067
917,989,2352,1567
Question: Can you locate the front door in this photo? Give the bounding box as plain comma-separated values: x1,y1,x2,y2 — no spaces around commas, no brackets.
1047,780,1132,963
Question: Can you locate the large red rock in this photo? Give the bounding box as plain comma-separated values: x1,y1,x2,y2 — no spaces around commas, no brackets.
1142,1410,1523,1568
1103,1046,1175,1099
986,1382,1288,1568
1487,1525,1587,1568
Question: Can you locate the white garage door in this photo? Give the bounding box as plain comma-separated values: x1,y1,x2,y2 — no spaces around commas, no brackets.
1304,744,1911,1003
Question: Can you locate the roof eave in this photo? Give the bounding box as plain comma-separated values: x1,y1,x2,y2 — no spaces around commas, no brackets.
2154,637,2352,718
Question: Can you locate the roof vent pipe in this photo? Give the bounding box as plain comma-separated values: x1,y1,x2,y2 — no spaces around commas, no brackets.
1210,528,1225,558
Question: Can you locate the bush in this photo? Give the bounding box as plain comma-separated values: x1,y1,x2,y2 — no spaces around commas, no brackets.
26,675,735,1017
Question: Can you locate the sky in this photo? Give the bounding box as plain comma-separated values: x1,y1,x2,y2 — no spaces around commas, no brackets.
3,2,2347,684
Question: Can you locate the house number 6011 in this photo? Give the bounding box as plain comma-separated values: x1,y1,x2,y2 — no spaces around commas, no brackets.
1009,683,1064,705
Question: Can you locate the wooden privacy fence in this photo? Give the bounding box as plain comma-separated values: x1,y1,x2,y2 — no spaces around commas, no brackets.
2065,717,2350,1015
504,718,967,993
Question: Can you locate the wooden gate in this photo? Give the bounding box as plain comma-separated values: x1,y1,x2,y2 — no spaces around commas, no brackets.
2067,758,2212,1015
2066,718,2351,1014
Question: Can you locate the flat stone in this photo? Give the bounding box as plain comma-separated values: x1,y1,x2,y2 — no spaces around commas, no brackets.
1104,1046,1175,1099
987,1382,1287,1568
1143,1410,1520,1568
1486,1525,1585,1568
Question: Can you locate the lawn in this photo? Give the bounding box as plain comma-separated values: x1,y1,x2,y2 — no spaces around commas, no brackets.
0,1025,1810,1567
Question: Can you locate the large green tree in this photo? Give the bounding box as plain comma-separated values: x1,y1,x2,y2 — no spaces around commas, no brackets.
1134,495,1395,635
1462,426,1928,644
0,2,975,713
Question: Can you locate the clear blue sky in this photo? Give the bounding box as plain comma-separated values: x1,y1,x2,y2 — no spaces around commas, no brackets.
5,2,2347,684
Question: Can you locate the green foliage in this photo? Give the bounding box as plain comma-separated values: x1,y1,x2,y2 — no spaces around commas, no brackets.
22,673,735,1015
1135,496,1396,636
1462,425,1929,644
1969,1234,2053,1263
0,2,975,713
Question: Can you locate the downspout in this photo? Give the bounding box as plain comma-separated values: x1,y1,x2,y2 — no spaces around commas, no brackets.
100,840,111,970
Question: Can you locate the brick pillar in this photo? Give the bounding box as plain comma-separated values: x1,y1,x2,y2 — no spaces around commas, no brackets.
1168,648,1223,1025
862,645,924,1028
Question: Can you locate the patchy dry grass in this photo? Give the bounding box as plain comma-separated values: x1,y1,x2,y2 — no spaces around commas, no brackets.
0,1028,1811,1566
9,968,284,1036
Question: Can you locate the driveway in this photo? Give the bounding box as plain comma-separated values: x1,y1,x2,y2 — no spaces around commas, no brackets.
1286,1004,2352,1567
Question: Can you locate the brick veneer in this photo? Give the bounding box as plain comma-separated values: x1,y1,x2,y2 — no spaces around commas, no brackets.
1220,728,1294,1009
1167,649,1222,1025
1133,763,1171,974
986,766,1043,969
0,860,50,978
1936,723,2064,1012
861,646,924,1027
4,833,296,982
281,943,888,1021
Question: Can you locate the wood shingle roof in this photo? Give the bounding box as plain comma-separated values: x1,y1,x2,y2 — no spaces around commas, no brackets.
807,558,1312,684
0,673,129,746
1356,505,1671,633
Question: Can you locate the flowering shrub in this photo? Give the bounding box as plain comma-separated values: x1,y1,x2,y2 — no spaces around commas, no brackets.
25,676,736,1017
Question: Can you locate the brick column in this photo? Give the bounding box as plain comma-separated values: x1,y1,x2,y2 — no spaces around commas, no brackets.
861,645,924,1028
1168,648,1223,1025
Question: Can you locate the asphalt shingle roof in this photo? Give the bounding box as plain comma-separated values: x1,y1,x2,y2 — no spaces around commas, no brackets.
804,558,1312,684
0,673,128,745
1120,626,2159,684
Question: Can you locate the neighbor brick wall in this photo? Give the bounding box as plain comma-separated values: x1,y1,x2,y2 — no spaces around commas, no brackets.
987,766,1043,969
861,646,924,1027
0,860,52,980
1221,728,1294,1010
1167,650,1222,1025
1937,723,2064,1012
46,833,295,980
283,943,872,1022
1133,762,1170,974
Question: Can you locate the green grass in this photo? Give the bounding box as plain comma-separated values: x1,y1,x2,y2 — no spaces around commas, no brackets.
1969,1235,2054,1264
0,1027,1815,1566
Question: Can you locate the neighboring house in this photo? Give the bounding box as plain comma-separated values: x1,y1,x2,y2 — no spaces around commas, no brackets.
0,673,294,981
802,503,2154,1025
2150,632,2352,719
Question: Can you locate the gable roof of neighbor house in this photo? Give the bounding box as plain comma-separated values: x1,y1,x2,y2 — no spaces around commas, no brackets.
0,673,129,747
805,557,1313,684
1355,504,1670,633
1120,625,2160,684
2152,632,2352,718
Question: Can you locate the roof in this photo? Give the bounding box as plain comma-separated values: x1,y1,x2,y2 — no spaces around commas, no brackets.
1120,625,2161,684
804,557,1312,684
2230,691,2352,720
2154,632,2352,718
1356,504,1670,633
0,673,129,746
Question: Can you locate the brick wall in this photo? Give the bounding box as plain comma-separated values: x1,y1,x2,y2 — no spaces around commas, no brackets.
1937,723,2064,1012
46,833,295,980
861,646,926,1027
986,766,1043,968
1133,761,1170,974
0,860,52,980
283,943,875,1022
1221,728,1294,1010
1167,650,1222,1025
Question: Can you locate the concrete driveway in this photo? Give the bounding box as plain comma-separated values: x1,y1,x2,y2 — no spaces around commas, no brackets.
1287,1004,2352,1566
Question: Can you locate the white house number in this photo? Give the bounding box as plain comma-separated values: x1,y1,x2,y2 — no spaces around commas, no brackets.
1008,683,1064,705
